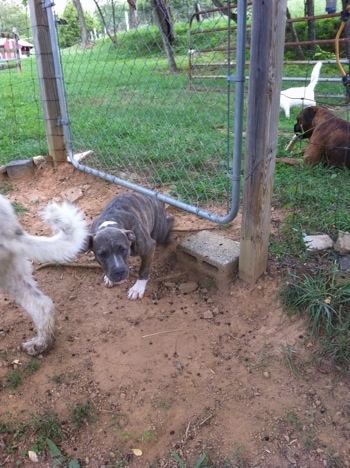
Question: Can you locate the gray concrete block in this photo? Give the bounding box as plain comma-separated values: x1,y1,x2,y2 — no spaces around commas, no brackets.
6,159,35,179
176,230,240,289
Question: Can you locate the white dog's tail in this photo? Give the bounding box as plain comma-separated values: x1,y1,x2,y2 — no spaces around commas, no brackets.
307,62,322,92
2,198,88,263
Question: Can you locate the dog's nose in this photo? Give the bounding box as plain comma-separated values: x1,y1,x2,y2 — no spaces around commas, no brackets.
294,122,302,133
109,266,128,282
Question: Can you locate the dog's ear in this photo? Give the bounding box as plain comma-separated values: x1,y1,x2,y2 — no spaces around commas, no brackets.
303,106,316,129
123,230,136,244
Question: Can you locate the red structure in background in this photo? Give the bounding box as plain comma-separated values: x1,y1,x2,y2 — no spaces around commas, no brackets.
0,38,34,60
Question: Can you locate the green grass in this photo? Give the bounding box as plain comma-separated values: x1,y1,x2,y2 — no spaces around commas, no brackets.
270,165,350,259
68,400,96,429
2,358,41,390
0,403,95,462
4,370,22,389
279,264,350,364
30,412,64,453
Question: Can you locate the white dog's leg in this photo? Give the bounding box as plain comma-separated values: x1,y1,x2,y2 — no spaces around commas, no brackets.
7,277,55,355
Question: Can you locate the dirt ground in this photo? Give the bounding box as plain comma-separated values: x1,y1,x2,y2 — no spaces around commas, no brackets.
0,163,349,468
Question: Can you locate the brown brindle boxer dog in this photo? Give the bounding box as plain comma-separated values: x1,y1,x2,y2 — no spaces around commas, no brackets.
278,106,350,168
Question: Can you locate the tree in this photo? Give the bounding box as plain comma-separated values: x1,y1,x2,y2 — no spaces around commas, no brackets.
73,0,90,47
127,0,138,29
286,7,304,60
58,2,93,49
304,0,316,55
151,0,177,72
0,0,28,35
93,0,120,48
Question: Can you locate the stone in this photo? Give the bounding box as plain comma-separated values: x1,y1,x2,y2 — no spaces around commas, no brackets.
334,231,350,254
60,186,84,203
303,234,333,251
177,281,198,294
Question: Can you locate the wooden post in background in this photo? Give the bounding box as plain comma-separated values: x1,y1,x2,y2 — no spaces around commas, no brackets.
28,0,66,164
239,0,287,283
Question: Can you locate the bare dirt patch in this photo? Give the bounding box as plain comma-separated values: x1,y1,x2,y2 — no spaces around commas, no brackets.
1,163,349,467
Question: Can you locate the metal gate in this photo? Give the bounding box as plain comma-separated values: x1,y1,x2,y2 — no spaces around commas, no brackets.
49,0,248,223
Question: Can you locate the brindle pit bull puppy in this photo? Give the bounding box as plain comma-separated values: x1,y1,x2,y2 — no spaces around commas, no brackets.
87,192,174,300
278,106,350,168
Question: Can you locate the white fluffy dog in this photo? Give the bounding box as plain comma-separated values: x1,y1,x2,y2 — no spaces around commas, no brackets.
280,62,322,118
0,195,88,355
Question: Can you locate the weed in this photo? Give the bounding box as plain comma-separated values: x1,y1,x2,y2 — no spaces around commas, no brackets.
170,451,186,467
169,450,211,467
326,451,343,467
303,429,317,449
5,370,22,389
230,445,248,467
68,400,96,429
0,182,13,195
2,358,40,390
30,412,63,453
0,350,10,361
12,202,28,215
119,429,137,440
0,418,28,455
46,438,80,467
111,412,129,431
24,358,41,375
285,411,303,432
141,429,157,442
48,374,64,385
279,264,350,364
280,344,304,378
150,394,171,409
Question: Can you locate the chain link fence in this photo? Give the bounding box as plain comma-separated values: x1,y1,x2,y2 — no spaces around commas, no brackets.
1,1,349,222
55,1,246,222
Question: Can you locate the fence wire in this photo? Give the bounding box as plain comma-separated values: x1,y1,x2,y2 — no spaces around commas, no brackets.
52,1,247,222
1,2,349,224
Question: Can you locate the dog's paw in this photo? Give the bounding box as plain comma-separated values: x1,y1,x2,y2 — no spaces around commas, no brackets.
21,336,54,356
104,275,116,288
103,276,126,288
128,279,148,300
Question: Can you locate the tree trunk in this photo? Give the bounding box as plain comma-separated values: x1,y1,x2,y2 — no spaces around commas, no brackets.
128,0,138,29
286,7,304,60
304,0,315,55
73,0,89,47
93,0,118,48
151,0,177,72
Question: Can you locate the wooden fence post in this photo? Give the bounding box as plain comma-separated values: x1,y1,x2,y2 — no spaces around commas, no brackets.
28,0,66,165
239,0,287,283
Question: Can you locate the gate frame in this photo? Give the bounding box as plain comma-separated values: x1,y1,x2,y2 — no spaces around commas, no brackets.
34,0,248,225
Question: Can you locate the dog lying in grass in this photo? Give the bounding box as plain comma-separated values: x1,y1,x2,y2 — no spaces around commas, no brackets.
278,106,350,168
0,196,88,355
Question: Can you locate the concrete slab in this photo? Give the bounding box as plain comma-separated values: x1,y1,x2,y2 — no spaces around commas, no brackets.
177,230,240,290
6,159,35,179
